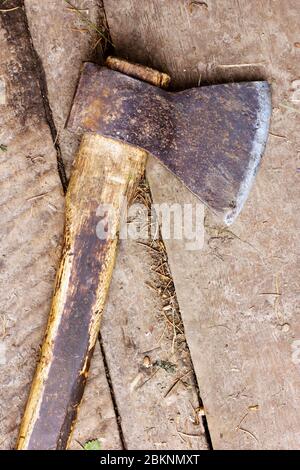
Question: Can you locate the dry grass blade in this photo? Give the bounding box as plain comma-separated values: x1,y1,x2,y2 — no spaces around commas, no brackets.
177,430,203,439
133,179,186,352
130,179,208,441
0,6,19,12
164,369,192,398
64,0,113,46
217,62,265,68
280,102,300,114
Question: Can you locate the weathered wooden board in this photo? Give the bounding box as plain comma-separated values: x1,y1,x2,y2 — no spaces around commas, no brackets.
24,0,122,450
24,0,103,178
104,0,300,449
0,1,64,449
102,225,208,450
24,0,207,450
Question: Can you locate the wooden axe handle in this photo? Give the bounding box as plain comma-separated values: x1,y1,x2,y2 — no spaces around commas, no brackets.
17,134,147,449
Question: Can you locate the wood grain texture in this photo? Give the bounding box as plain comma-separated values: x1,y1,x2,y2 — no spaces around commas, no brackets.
24,0,103,178
101,188,208,450
17,134,147,450
24,0,122,450
104,0,300,449
0,1,64,449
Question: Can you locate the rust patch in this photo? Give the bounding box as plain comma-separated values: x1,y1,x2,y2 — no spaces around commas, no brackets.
82,98,104,130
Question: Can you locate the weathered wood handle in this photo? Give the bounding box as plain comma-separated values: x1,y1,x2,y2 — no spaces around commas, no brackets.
17,134,147,450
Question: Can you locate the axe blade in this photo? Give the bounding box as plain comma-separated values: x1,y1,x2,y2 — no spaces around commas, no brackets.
68,62,271,224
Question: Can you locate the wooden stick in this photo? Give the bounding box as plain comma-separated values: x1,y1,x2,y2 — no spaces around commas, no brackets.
17,135,147,449
106,56,171,88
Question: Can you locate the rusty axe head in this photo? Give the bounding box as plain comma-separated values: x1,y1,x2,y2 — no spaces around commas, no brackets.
68,61,271,224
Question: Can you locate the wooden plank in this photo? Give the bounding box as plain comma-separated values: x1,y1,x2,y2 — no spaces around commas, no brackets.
104,0,300,449
0,1,64,449
101,200,208,450
24,0,104,178
24,0,207,450
24,0,122,450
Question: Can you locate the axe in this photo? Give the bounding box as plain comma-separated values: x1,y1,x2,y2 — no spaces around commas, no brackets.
17,57,271,450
